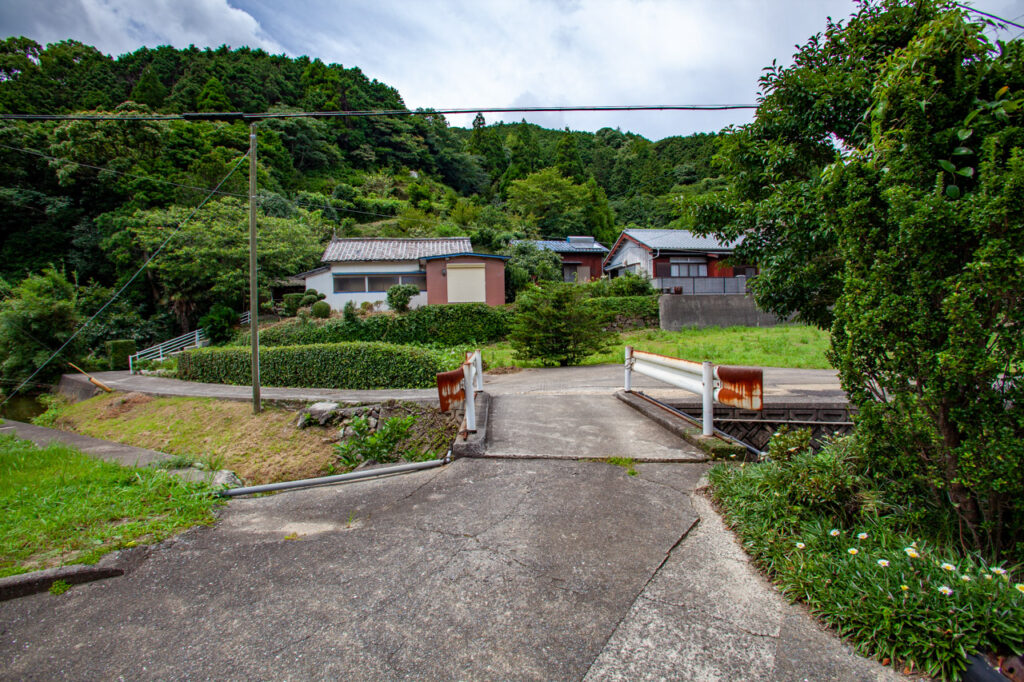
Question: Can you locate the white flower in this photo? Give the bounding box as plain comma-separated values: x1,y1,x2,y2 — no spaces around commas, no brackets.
941,563,956,572
904,547,920,558
1016,584,1024,594
795,542,806,549
900,584,910,592
992,567,1007,576
877,559,890,567
961,575,971,582
938,585,953,596
983,574,993,580
848,548,859,556
830,529,840,537
857,532,868,540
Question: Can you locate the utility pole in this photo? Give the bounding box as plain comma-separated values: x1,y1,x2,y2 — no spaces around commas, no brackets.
249,122,261,414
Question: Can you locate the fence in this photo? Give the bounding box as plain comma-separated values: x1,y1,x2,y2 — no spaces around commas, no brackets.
652,275,747,295
624,346,763,436
129,310,250,373
436,350,483,434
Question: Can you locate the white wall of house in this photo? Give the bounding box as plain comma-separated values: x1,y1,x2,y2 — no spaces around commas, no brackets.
303,260,428,312
605,241,651,277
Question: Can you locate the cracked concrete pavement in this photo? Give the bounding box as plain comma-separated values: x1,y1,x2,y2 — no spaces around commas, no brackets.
0,365,896,680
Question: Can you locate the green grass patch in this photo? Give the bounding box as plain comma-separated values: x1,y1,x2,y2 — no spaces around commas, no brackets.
481,325,831,370
708,447,1024,680
0,433,222,578
601,457,638,476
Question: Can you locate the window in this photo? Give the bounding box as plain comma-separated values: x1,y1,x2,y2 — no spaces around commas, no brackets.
367,275,401,291
400,274,427,291
669,257,707,277
334,275,366,293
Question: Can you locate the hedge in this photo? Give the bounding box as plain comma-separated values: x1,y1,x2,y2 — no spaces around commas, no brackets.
178,342,455,389
243,303,513,348
106,339,137,370
581,295,660,331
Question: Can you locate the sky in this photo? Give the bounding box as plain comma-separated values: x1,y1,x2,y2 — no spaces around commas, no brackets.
2,0,1023,140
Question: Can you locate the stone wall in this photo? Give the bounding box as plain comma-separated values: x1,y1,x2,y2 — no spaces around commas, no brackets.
659,294,784,330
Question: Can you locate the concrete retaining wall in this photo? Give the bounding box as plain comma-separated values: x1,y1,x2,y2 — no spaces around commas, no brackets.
659,294,784,330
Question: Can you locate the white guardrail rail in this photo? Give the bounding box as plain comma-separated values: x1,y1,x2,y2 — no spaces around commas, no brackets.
129,311,252,373
624,346,763,436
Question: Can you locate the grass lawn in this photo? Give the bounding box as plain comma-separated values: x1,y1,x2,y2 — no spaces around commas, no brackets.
0,432,222,578
50,393,337,485
482,325,832,369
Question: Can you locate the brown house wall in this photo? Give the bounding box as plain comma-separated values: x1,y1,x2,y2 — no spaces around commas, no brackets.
425,256,505,306
559,253,606,281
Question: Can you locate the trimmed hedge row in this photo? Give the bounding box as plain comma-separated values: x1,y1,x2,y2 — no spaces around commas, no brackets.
245,303,513,348
178,342,455,389
581,295,660,331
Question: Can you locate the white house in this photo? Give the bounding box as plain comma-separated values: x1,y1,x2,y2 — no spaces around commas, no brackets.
296,237,507,311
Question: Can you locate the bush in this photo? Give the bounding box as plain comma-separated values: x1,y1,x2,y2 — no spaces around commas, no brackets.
580,295,659,330
585,272,655,297
334,415,415,467
105,339,137,370
342,300,360,323
178,342,456,389
386,284,420,313
238,303,513,347
198,304,237,345
281,293,304,317
509,282,611,366
310,301,331,319
305,289,325,301
709,439,1024,680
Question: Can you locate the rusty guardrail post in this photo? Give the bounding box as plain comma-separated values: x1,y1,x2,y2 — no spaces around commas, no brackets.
624,345,634,392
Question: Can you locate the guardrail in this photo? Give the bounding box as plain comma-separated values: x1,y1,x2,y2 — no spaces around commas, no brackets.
624,346,763,436
436,350,483,434
128,328,206,373
129,311,251,373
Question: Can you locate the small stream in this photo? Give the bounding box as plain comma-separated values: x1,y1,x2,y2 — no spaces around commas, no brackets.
0,394,46,422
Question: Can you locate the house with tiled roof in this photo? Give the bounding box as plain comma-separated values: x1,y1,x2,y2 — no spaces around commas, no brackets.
603,229,755,294
296,237,507,311
511,236,609,282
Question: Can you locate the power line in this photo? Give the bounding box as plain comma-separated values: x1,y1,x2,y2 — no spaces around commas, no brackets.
953,2,1024,30
0,151,250,408
0,104,759,123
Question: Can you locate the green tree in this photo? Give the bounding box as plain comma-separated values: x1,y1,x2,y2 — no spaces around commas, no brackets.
197,76,233,112
554,128,586,182
509,282,610,366
501,240,562,303
130,65,167,109
0,268,84,386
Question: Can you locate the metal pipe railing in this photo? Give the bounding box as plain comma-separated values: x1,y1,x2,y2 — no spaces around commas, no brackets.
218,457,448,497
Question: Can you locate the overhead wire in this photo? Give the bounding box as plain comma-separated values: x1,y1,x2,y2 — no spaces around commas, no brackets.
0,151,250,408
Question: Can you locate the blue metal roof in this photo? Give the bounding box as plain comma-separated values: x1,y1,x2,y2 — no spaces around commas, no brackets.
511,238,609,254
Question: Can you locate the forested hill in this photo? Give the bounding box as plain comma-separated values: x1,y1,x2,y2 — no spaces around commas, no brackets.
0,38,722,328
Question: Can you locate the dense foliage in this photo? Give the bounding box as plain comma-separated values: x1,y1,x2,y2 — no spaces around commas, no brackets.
699,0,1024,561
709,436,1024,681
509,282,611,366
245,303,512,347
178,341,456,389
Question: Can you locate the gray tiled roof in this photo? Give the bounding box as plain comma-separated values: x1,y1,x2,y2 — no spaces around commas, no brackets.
622,229,740,252
512,238,609,254
321,238,472,262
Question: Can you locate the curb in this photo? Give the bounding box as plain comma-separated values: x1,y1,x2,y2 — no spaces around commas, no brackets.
0,545,151,602
615,390,744,460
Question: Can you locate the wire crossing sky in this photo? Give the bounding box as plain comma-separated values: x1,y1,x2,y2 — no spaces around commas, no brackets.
3,0,1021,140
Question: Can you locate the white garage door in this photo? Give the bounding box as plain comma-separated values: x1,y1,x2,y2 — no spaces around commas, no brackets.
447,264,486,303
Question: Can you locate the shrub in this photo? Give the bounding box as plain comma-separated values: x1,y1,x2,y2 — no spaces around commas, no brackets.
310,301,331,319
580,295,659,330
198,304,237,345
105,339,137,370
386,284,420,313
334,415,415,466
238,303,512,347
299,293,319,307
585,272,655,297
305,289,326,301
709,441,1024,680
281,293,304,317
342,300,360,323
509,282,611,366
178,342,456,389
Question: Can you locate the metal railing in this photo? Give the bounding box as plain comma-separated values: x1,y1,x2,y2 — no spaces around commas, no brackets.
128,310,252,374
436,350,483,433
654,275,747,295
128,328,206,373
624,346,763,436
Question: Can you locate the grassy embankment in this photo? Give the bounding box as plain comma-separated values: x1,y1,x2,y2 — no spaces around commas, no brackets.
50,393,337,485
482,325,832,369
0,433,221,578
